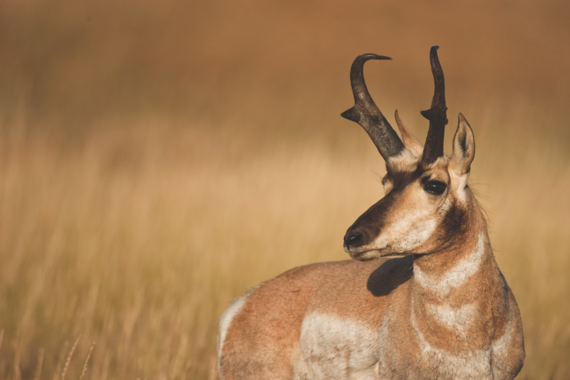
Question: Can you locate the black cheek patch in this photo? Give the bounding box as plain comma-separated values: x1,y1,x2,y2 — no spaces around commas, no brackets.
439,202,468,246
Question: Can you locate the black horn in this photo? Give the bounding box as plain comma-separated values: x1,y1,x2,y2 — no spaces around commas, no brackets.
420,46,448,165
341,54,405,161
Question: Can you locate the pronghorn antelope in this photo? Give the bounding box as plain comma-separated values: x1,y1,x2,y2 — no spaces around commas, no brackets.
217,47,525,379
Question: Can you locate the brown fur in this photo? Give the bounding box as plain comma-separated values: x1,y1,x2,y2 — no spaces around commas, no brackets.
219,187,524,379
218,55,524,379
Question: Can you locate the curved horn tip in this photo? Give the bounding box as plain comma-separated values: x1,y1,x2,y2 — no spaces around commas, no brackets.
356,54,392,62
429,46,440,60
343,52,405,160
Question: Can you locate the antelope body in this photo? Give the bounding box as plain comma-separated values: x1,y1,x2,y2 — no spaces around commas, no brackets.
217,47,525,380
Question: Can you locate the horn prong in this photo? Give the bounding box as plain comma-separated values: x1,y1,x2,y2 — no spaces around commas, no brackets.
341,107,360,123
421,46,448,166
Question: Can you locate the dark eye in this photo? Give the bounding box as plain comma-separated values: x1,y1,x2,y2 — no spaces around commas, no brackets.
424,180,447,195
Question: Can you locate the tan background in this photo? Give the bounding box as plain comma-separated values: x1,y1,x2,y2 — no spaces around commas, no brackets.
0,0,569,378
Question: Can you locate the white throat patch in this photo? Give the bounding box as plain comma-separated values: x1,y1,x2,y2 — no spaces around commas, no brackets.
414,233,486,298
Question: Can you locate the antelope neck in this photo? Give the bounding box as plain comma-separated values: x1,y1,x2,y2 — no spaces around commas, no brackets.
412,197,496,298
413,232,491,301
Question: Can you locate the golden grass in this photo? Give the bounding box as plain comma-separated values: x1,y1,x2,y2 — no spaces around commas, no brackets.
0,101,569,378
0,0,569,378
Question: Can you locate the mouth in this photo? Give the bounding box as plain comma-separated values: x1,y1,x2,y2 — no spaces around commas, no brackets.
344,245,393,261
350,250,379,261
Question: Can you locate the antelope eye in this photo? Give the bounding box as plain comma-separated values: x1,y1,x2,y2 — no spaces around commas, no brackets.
424,180,447,195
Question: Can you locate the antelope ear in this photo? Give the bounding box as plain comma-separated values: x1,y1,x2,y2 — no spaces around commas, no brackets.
450,113,475,175
394,110,423,158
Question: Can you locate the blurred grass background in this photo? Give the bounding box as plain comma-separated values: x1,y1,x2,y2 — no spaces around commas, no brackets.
0,0,569,378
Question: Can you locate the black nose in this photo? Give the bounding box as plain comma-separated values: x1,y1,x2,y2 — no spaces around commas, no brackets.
344,231,363,248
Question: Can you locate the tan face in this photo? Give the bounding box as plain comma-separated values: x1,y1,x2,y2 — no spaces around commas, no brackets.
343,114,475,260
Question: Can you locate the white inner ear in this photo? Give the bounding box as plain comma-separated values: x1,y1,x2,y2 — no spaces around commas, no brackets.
450,114,475,176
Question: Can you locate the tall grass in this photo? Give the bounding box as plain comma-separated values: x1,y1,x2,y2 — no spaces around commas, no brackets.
0,0,569,378
0,100,569,378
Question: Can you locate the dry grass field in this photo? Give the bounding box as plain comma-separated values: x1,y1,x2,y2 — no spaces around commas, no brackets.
0,0,569,379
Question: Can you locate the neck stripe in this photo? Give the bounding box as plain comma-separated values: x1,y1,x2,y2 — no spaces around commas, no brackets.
414,233,486,297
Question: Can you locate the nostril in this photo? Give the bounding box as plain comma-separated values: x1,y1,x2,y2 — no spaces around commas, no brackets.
345,232,363,247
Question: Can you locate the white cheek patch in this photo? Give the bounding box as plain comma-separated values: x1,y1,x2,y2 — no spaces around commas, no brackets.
296,313,379,380
414,233,486,298
372,198,452,254
376,212,438,253
218,295,247,357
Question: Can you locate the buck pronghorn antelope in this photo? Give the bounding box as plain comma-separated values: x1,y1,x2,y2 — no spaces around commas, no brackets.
217,47,525,379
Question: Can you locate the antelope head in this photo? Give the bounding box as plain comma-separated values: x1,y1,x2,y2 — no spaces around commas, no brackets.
342,47,476,260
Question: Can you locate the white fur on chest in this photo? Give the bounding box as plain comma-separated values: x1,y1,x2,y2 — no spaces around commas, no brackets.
295,313,379,380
